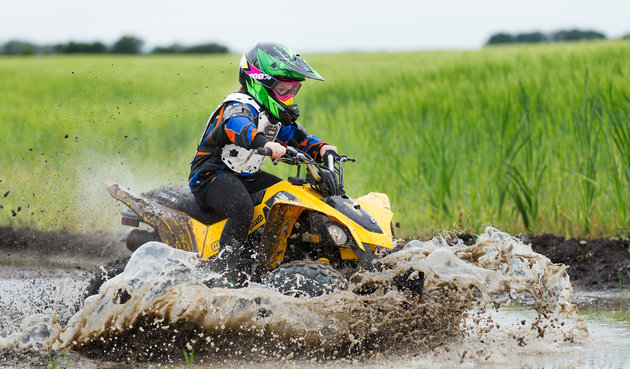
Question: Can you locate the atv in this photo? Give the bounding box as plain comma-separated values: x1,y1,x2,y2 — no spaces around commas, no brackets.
106,147,423,297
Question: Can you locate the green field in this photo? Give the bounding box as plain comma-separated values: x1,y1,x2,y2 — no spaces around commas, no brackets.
1,41,629,238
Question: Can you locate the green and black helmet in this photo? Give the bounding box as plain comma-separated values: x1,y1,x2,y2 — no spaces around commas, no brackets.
238,42,324,125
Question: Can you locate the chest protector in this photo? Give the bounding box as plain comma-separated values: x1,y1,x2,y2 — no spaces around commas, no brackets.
207,93,281,174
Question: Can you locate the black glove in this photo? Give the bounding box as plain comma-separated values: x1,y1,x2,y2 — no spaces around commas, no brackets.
323,150,340,163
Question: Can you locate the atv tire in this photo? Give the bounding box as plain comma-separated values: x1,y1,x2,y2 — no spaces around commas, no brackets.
126,229,161,252
84,257,130,297
266,260,348,297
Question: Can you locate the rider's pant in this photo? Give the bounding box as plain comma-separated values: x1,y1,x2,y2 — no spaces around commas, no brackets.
202,171,281,267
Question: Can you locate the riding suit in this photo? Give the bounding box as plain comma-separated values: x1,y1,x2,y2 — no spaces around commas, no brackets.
188,92,329,280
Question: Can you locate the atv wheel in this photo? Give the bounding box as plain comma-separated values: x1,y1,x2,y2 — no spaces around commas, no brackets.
84,257,130,297
126,229,161,252
266,260,348,297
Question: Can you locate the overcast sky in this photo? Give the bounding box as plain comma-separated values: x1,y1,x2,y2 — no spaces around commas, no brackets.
2,0,628,53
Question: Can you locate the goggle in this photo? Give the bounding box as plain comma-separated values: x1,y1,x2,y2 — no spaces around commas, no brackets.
272,79,302,103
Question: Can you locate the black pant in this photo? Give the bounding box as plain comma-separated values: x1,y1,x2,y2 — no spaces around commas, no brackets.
202,171,281,250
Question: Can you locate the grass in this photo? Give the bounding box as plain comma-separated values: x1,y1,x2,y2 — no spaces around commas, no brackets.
182,346,194,368
45,350,70,369
1,41,629,238
45,351,59,369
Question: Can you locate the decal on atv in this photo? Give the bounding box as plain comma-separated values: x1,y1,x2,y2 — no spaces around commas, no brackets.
157,192,179,206
263,191,300,217
210,241,220,252
249,214,264,231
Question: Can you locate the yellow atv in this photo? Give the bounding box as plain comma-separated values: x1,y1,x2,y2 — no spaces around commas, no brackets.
107,147,423,297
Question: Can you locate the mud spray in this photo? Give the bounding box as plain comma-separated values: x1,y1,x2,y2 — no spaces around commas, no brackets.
1,227,589,367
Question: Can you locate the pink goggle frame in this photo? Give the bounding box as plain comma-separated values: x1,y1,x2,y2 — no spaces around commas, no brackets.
273,79,302,102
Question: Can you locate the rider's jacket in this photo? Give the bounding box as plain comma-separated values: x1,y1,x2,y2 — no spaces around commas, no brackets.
188,92,327,199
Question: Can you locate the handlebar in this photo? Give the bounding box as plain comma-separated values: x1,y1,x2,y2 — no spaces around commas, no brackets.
256,146,300,158
256,146,354,196
257,146,354,164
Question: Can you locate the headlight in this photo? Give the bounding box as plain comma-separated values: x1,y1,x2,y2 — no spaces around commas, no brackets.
327,224,348,246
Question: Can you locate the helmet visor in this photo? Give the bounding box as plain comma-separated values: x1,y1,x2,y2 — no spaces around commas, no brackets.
272,79,302,103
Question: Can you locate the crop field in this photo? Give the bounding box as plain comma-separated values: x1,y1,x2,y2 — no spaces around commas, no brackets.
1,41,629,238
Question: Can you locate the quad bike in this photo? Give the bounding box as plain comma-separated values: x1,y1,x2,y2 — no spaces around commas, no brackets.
105,147,423,297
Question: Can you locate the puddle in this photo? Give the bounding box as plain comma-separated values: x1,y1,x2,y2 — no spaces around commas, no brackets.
1,227,627,368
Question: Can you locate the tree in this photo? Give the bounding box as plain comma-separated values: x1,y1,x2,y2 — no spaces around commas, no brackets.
54,41,107,53
485,29,607,46
1,40,38,55
514,32,547,43
151,44,185,54
551,29,605,41
151,42,230,54
111,35,144,54
486,33,515,45
183,43,229,54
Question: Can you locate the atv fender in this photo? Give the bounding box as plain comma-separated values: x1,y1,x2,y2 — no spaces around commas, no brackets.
355,192,394,239
260,200,380,270
106,182,197,252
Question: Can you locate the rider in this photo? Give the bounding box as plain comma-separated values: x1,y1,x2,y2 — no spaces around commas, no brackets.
189,42,338,286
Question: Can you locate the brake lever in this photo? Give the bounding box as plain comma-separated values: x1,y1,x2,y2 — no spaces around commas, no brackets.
258,146,314,168
285,146,299,157
272,157,297,165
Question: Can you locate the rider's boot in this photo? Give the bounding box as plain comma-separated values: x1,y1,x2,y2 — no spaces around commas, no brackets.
202,244,251,288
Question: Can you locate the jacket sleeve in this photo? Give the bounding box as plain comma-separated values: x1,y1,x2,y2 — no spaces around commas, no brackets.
222,103,267,149
276,123,327,161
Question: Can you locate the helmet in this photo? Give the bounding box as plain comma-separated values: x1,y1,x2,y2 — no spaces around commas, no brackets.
238,42,324,125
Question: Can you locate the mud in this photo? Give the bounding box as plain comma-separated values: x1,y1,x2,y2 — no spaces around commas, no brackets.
425,232,629,291
523,233,630,291
3,227,628,290
0,226,628,368
0,227,131,271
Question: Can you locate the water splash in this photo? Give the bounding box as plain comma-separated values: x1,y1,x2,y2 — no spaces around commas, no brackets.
2,227,586,364
381,227,575,315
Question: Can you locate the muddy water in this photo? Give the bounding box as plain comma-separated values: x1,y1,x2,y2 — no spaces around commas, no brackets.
1,227,629,368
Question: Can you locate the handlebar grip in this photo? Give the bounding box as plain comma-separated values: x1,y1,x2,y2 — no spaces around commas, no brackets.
256,147,273,156
286,146,299,157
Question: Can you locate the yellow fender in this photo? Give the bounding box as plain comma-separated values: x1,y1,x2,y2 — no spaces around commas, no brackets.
260,195,393,270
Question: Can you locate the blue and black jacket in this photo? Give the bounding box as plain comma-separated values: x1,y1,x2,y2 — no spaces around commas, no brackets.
188,95,327,200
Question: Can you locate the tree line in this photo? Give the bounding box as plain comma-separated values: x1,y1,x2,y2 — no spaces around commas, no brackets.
0,35,229,55
485,28,619,45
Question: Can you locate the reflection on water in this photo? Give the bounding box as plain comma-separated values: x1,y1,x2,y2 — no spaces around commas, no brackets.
573,310,630,369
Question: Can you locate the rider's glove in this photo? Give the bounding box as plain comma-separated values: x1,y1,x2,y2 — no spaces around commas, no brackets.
323,150,340,163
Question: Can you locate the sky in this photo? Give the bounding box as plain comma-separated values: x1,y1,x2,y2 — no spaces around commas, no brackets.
2,0,629,53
